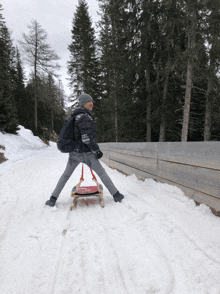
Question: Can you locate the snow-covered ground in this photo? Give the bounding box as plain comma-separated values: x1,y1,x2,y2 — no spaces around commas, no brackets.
1,126,220,294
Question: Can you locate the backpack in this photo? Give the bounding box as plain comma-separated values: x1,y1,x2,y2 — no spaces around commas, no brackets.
57,116,76,153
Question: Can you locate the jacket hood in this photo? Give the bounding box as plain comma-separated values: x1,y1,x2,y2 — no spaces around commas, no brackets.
71,107,92,117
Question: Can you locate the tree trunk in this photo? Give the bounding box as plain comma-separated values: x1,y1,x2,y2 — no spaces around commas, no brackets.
146,99,151,142
34,74,38,132
114,95,118,142
110,77,118,142
181,10,196,142
204,45,215,141
204,75,212,141
146,69,151,142
34,24,38,132
51,110,54,131
181,61,193,141
159,73,169,142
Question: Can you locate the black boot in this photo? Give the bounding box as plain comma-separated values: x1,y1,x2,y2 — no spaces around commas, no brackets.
113,191,124,203
45,196,57,207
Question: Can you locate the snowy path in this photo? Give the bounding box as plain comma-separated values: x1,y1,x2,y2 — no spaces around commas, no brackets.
1,143,220,293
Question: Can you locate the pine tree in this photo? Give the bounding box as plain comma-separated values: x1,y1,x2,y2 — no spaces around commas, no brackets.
137,0,161,142
203,0,220,140
68,0,100,105
154,0,185,141
13,48,29,127
180,0,207,141
24,74,66,139
19,20,60,133
40,74,66,136
0,4,19,133
98,0,138,142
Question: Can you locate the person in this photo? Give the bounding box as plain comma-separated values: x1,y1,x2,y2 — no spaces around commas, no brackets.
45,93,124,207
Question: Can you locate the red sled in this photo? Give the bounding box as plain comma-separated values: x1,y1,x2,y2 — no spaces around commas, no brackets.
70,164,104,209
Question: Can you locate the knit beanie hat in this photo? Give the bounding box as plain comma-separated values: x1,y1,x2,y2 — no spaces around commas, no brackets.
79,93,93,107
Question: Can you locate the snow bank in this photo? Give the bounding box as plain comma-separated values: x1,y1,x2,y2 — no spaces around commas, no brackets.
0,125,48,168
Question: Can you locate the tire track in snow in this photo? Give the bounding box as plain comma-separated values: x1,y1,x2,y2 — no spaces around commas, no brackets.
0,164,35,254
50,197,164,294
50,228,70,294
101,212,130,294
127,189,220,267
0,151,70,294
50,200,129,294
99,201,169,294
49,177,177,294
112,199,175,294
122,190,220,292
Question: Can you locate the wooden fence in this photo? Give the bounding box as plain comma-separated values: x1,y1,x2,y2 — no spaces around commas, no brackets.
100,142,220,216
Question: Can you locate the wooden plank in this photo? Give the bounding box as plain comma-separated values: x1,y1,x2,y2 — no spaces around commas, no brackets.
157,142,220,170
157,160,220,198
101,142,158,159
108,152,157,174
105,158,158,181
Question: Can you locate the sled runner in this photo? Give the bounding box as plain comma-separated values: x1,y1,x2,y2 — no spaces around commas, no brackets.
70,164,104,209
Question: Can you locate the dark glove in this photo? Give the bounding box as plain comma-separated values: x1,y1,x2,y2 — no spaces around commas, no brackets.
87,140,103,159
95,150,103,159
87,140,99,152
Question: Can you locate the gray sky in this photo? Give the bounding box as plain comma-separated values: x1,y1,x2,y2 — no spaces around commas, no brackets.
1,0,100,97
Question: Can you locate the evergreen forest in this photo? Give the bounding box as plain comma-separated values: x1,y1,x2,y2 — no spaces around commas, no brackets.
1,0,220,143
0,5,66,140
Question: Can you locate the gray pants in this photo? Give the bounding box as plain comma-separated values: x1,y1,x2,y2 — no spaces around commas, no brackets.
52,151,118,198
